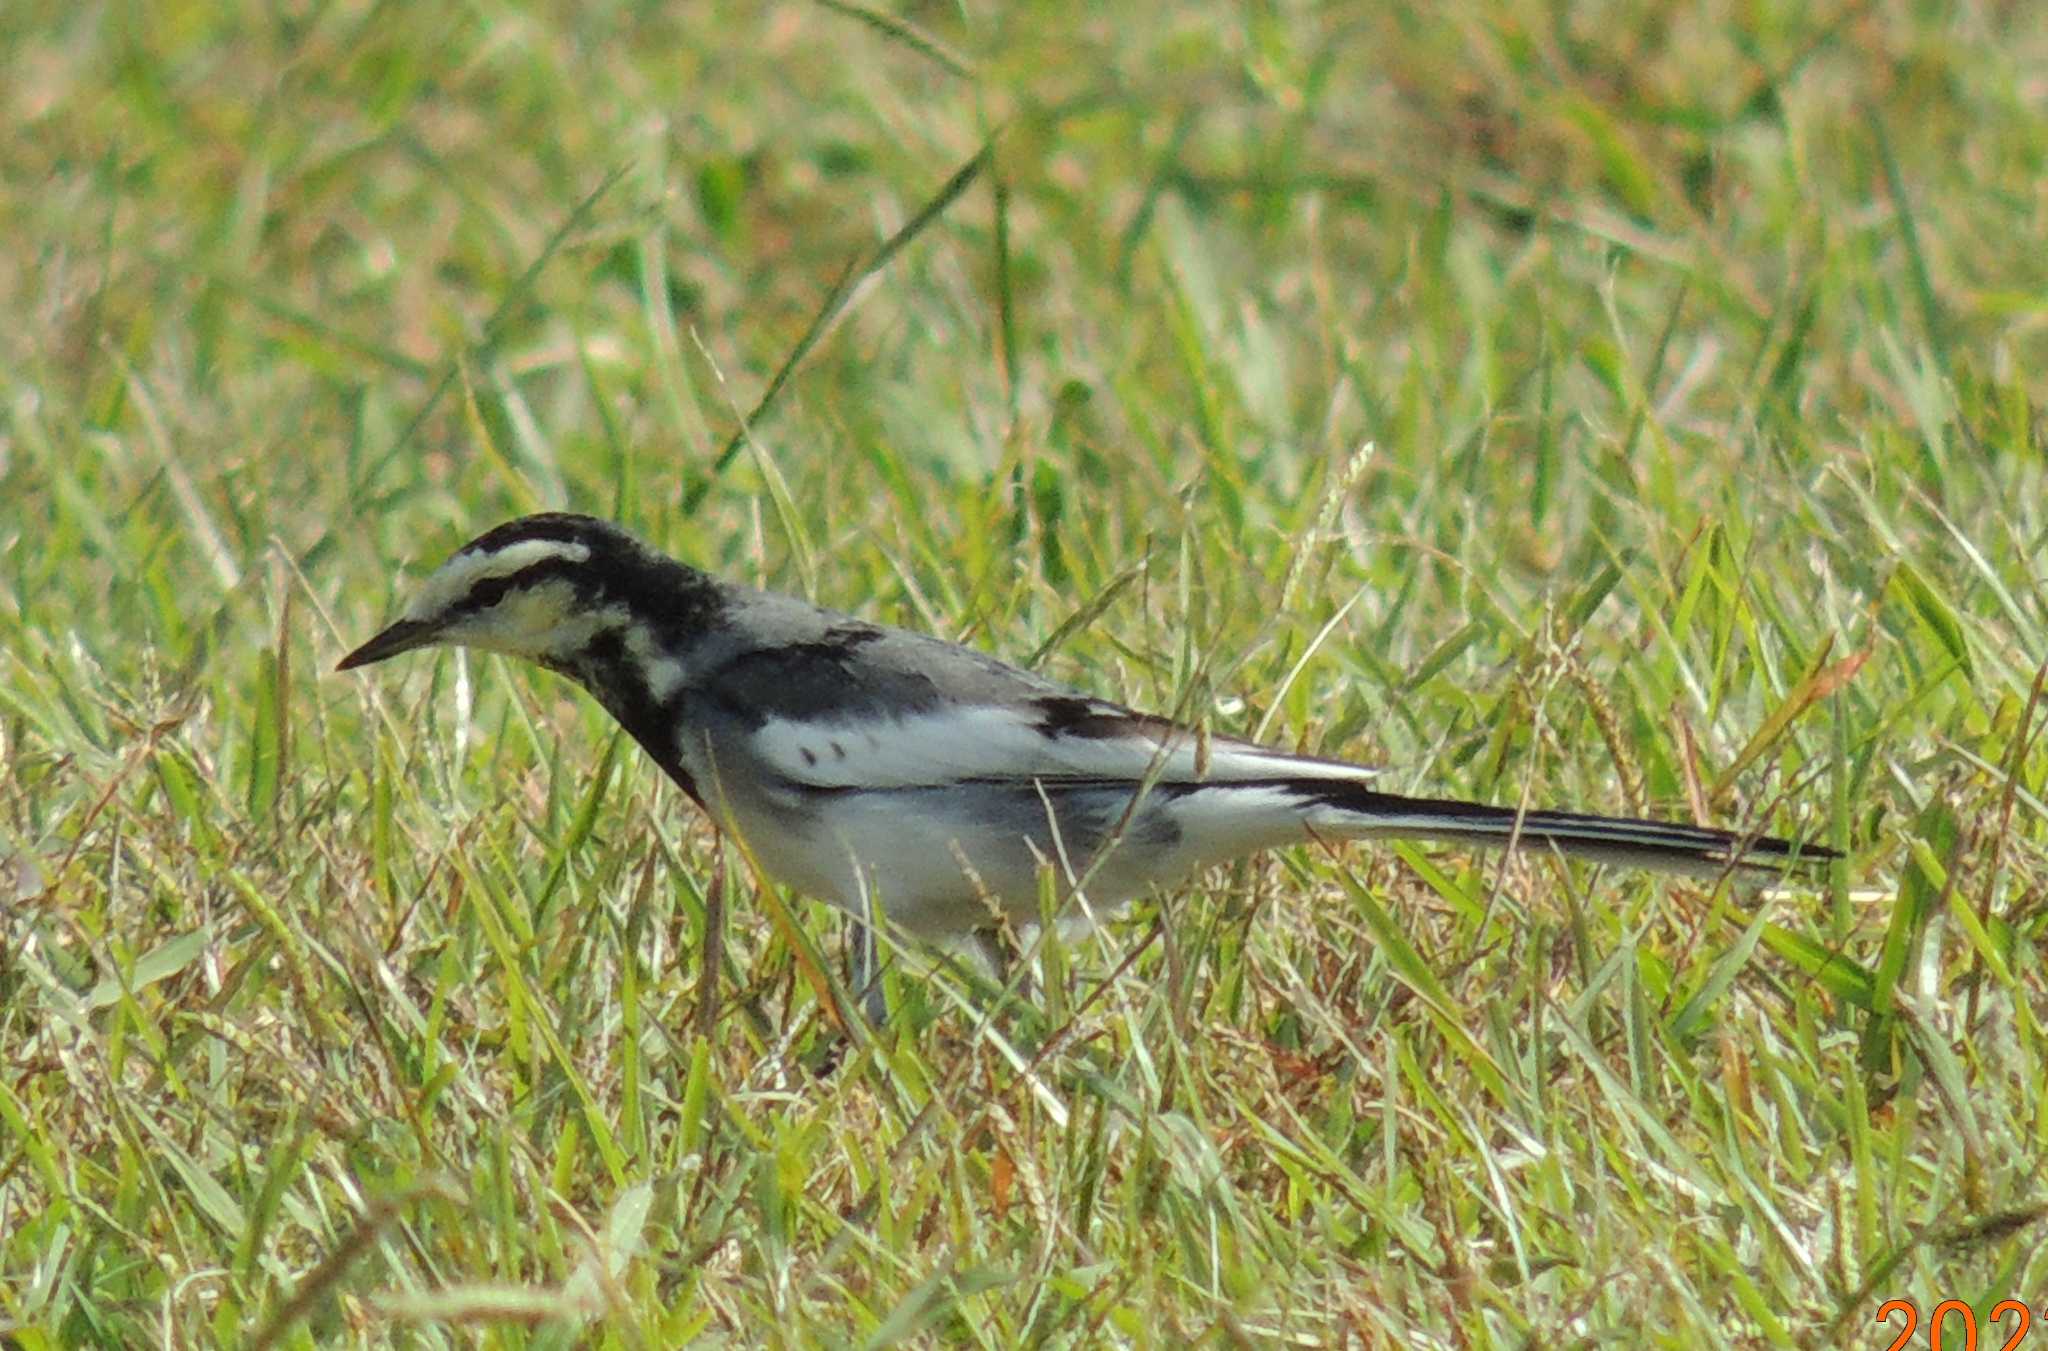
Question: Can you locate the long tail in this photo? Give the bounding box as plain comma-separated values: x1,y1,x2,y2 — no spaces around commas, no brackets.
1292,780,1838,876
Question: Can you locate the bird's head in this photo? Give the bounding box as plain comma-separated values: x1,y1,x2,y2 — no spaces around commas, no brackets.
338,513,655,672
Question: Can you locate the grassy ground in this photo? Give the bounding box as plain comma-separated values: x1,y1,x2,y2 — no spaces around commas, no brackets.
5,0,2047,1345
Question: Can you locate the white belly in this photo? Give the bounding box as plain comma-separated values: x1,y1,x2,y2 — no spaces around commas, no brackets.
713,775,1318,939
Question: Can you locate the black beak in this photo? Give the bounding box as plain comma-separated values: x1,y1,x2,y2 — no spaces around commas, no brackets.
336,618,440,671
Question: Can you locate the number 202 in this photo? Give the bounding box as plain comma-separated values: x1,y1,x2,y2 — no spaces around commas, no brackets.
1878,1300,2034,1351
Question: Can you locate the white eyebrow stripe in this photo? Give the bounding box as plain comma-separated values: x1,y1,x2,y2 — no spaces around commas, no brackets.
406,538,592,620
459,538,591,579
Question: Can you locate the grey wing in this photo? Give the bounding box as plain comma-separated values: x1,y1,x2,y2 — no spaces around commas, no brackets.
686,594,1377,792
687,594,1069,719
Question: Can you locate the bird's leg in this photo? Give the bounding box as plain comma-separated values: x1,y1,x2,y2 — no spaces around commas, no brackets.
806,914,883,1078
971,926,1010,983
972,924,1034,1004
695,838,728,1038
847,913,889,1026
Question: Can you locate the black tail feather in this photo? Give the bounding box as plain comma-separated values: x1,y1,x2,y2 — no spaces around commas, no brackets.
1294,781,1838,876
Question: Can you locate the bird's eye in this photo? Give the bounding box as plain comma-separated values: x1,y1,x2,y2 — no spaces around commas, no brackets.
462,575,522,614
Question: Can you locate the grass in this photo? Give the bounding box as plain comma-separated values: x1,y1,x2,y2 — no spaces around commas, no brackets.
4,0,2048,1344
